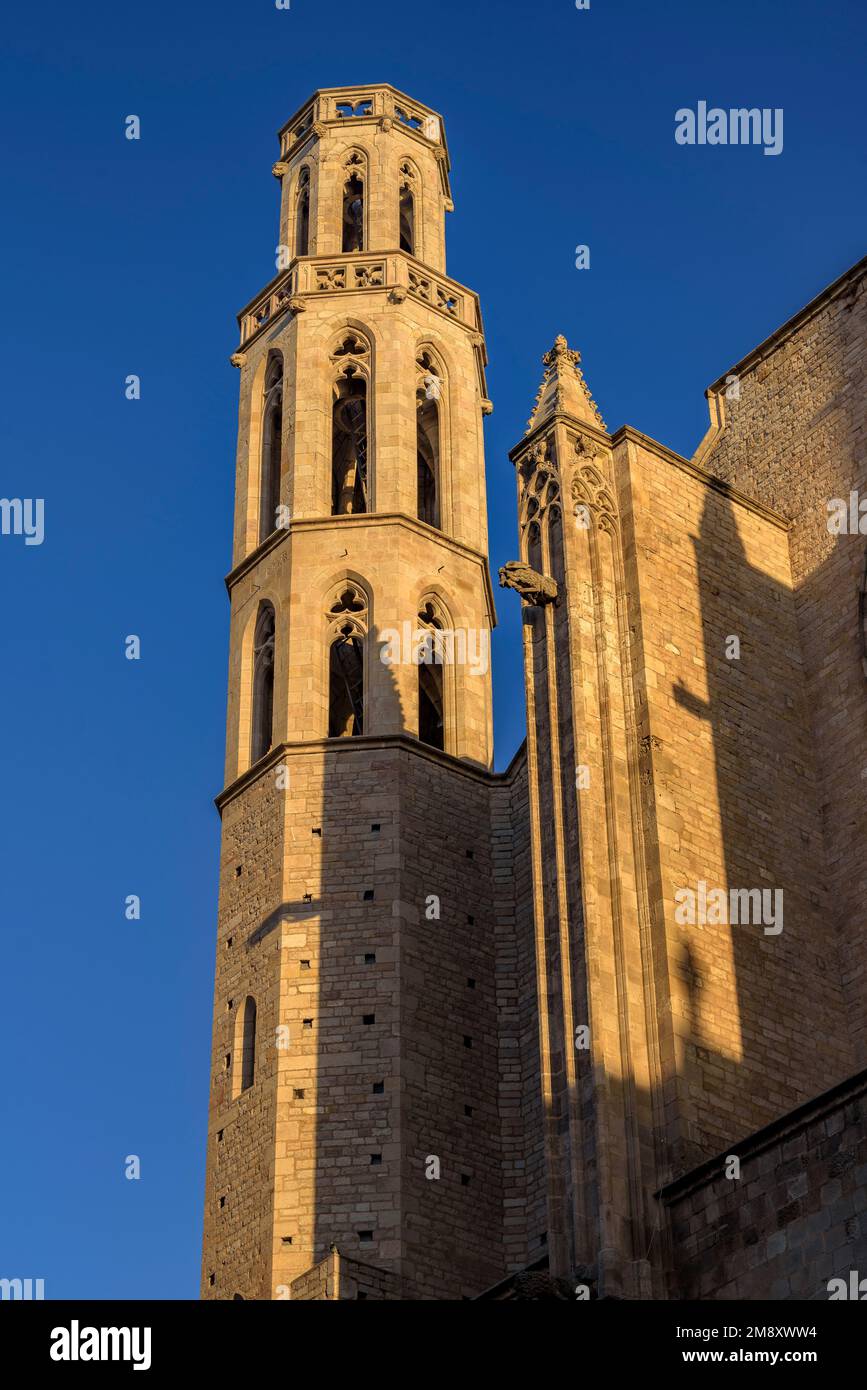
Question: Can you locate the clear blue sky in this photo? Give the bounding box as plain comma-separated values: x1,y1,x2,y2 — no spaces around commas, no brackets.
1,0,863,1299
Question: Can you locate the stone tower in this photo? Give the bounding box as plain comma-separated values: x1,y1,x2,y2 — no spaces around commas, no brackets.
203,85,867,1304
201,85,505,1301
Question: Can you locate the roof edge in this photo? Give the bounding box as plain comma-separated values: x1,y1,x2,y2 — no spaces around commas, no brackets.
707,254,867,395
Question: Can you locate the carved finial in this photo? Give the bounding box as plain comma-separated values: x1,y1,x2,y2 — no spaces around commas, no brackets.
525,333,606,435
545,334,578,367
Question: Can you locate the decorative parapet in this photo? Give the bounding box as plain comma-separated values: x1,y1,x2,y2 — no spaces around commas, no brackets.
237,253,483,349
407,266,461,317
237,268,301,346
278,98,317,158
276,86,449,196
314,260,386,293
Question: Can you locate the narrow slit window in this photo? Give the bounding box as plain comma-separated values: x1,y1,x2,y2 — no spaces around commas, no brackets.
240,996,256,1092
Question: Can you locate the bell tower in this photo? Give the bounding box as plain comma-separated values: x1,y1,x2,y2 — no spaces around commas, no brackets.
202,86,502,1301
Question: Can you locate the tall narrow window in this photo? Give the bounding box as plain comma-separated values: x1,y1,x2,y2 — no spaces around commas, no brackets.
332,375,368,514
240,997,256,1092
342,158,365,252
251,602,275,763
399,162,417,256
259,355,283,543
329,629,365,737
326,584,367,738
416,352,442,529
417,602,445,751
295,167,310,257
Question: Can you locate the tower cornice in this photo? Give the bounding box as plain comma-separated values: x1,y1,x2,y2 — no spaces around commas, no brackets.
509,414,611,464
224,512,499,628
215,730,513,814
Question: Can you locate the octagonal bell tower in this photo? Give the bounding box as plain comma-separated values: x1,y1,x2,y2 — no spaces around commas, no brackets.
203,86,503,1302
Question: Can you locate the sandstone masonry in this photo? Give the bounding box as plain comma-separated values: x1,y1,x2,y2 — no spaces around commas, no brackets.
201,84,867,1301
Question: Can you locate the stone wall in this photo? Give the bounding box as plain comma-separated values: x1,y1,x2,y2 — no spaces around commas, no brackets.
201,770,285,1300
697,260,867,1064
492,746,547,1278
659,1067,867,1300
204,734,543,1301
288,1248,402,1300
394,742,505,1298
620,432,854,1174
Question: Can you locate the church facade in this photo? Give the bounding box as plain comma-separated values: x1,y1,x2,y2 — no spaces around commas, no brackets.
201,85,867,1300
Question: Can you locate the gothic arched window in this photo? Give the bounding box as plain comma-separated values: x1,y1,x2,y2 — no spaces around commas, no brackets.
342,155,365,252
239,997,256,1093
259,354,283,543
417,600,445,751
399,163,416,255
416,351,442,529
251,601,276,763
326,584,367,738
521,440,560,569
295,167,310,257
331,335,370,515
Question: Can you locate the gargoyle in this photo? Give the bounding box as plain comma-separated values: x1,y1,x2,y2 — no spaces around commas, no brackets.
498,561,558,606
